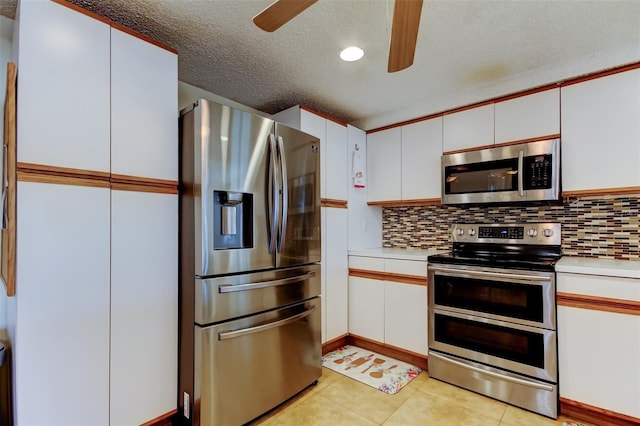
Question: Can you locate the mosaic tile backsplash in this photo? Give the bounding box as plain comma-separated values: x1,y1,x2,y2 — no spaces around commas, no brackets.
382,196,640,261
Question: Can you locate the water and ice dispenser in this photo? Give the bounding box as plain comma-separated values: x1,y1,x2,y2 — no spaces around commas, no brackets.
213,190,253,250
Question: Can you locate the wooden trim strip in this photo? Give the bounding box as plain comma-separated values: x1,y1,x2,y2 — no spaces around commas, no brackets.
17,162,111,182
321,334,349,356
2,61,17,297
367,61,640,134
557,292,640,316
367,198,441,207
17,171,110,188
321,198,348,209
111,174,179,194
560,397,640,426
52,0,178,54
300,105,348,127
349,268,426,286
562,186,640,199
140,409,177,426
442,135,561,155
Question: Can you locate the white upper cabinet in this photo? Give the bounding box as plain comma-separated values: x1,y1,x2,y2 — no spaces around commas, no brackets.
495,89,560,144
366,127,402,202
326,120,349,201
401,118,442,201
17,0,111,172
561,69,640,193
111,29,178,181
443,104,494,152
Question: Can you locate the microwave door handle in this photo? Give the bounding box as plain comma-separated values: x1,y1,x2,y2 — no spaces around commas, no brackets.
518,150,524,197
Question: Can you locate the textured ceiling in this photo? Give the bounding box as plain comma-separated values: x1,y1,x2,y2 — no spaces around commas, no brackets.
2,0,640,130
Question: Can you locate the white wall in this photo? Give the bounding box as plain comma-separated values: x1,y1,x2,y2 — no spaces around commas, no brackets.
347,125,382,249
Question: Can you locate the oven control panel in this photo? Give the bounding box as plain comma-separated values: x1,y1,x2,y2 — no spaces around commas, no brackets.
452,223,561,245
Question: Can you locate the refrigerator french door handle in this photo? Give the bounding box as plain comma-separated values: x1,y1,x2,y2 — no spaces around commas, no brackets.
276,136,288,252
267,134,280,254
218,271,316,293
218,304,316,341
518,150,525,197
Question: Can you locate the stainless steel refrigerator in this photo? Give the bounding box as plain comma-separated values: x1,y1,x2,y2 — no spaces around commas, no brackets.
178,100,322,425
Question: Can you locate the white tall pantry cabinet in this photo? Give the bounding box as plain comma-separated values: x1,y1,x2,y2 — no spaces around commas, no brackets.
13,1,178,424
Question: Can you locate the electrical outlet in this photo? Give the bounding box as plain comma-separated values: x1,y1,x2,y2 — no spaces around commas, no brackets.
183,392,190,419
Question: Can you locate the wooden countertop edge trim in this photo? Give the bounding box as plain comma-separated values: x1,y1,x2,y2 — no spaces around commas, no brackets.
52,0,178,54
17,171,111,188
17,162,111,180
557,292,640,316
321,198,348,208
349,268,426,286
367,62,640,134
560,397,640,426
367,198,441,207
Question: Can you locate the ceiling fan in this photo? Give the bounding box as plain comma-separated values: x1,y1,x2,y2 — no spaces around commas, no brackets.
253,0,424,73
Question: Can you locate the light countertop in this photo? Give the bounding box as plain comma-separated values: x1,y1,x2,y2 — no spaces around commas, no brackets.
347,247,446,262
556,257,640,279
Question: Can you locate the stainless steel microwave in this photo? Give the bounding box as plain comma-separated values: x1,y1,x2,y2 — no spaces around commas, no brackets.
442,139,560,205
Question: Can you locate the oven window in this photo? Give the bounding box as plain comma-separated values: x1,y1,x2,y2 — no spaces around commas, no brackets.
433,275,544,323
445,158,518,194
434,313,545,368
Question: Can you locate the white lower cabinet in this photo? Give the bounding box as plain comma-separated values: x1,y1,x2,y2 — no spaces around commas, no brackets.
348,255,428,355
557,272,640,418
348,276,385,342
323,207,349,342
384,282,427,355
15,182,111,425
110,190,178,425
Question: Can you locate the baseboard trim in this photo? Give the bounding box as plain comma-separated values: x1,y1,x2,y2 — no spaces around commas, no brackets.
346,335,428,371
322,334,349,355
140,409,177,426
560,398,640,426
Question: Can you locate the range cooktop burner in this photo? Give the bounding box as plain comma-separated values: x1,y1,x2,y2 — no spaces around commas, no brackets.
429,222,562,272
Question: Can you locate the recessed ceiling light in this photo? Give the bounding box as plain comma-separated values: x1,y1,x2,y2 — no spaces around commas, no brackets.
340,46,364,62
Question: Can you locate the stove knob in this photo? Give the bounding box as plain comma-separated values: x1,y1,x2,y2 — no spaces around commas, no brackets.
544,228,554,237
456,228,465,236
468,229,477,237
527,229,538,238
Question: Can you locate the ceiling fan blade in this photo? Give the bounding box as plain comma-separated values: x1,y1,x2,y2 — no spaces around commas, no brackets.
253,0,319,32
388,0,424,73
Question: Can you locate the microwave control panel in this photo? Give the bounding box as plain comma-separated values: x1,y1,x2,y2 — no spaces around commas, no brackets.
524,154,553,189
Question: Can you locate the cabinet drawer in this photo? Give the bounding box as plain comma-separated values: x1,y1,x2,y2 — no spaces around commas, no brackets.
385,259,427,278
348,256,385,272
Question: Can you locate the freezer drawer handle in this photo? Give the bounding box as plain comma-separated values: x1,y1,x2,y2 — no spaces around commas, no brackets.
430,352,554,392
218,271,316,293
218,304,316,341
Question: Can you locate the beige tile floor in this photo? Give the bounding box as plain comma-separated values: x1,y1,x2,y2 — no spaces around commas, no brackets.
250,368,590,426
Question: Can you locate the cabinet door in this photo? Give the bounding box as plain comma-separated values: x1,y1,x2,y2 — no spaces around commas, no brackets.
348,276,384,342
111,28,178,181
401,118,442,200
111,190,178,425
561,69,640,192
16,1,110,172
324,208,349,341
384,282,428,355
443,104,494,152
366,127,401,202
325,121,349,201
558,306,640,418
15,182,110,425
494,89,559,144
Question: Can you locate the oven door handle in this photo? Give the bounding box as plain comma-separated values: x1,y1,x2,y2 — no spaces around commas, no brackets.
430,352,554,392
430,266,550,282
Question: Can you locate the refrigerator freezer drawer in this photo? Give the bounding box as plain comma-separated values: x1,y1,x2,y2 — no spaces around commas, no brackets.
194,264,321,325
194,298,322,425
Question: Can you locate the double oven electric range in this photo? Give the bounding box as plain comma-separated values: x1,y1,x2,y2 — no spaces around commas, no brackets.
428,222,561,419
